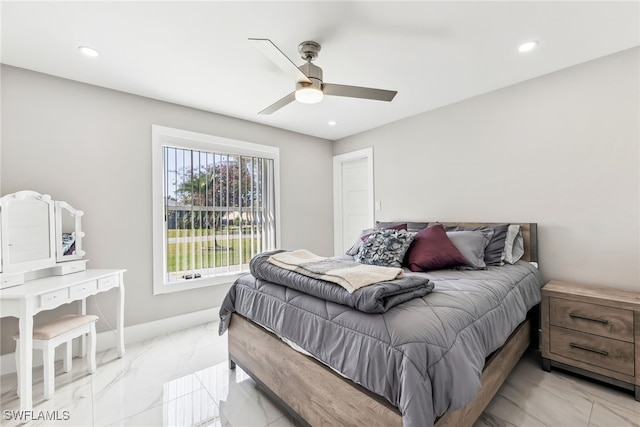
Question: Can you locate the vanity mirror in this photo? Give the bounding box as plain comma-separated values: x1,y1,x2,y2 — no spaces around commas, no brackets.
0,191,87,289
0,191,56,277
55,201,86,262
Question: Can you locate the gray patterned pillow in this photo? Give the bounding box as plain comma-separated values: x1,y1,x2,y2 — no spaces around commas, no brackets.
355,229,416,268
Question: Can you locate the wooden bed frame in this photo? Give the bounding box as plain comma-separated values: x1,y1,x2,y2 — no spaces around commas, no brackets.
227,222,539,427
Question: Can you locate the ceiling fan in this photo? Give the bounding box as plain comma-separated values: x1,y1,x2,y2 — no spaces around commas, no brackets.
250,38,398,114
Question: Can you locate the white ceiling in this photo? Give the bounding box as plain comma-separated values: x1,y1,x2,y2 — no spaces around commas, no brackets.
2,1,639,140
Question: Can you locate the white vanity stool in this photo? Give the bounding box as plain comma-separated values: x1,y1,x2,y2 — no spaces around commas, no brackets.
13,314,98,400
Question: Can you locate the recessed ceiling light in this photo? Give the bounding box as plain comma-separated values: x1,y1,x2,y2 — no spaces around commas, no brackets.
518,41,539,53
78,46,100,57
328,120,337,126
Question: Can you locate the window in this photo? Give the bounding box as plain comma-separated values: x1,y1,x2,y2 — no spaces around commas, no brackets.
152,125,280,294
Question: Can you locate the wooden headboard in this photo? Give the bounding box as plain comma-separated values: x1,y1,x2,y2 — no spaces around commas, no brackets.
431,222,538,263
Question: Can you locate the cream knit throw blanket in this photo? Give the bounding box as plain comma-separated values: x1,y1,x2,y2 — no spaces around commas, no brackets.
267,249,403,293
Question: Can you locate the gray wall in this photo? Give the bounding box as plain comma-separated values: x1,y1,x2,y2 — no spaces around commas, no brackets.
2,46,638,356
335,47,640,292
0,65,334,354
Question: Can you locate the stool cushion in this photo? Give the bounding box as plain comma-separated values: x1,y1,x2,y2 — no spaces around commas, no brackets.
12,314,99,340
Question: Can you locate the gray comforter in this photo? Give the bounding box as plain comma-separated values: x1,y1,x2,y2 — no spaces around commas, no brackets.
243,250,434,313
219,260,544,427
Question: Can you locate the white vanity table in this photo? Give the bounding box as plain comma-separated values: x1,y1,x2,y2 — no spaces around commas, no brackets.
0,269,125,412
0,191,126,411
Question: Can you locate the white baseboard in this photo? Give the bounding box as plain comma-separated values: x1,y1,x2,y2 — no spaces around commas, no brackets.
0,307,220,376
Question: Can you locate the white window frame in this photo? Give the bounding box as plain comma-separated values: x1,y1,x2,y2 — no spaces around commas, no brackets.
151,125,281,295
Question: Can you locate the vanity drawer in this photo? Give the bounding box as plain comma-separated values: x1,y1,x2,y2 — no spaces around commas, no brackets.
1,273,24,289
98,275,118,290
69,280,98,299
549,325,634,376
549,297,633,342
51,260,87,276
39,289,68,309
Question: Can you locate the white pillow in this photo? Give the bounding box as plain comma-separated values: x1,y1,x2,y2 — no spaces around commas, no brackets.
502,224,524,264
345,228,374,256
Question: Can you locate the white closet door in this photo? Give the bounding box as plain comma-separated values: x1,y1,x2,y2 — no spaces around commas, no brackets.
333,149,374,256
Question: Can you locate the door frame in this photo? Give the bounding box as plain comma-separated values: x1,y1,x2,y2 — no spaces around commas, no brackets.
333,147,374,256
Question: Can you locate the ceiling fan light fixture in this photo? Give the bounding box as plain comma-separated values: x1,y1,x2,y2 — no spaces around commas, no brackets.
296,87,323,104
295,81,323,104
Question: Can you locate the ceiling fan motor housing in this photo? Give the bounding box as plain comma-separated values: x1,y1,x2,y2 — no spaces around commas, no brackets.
296,57,323,103
297,62,323,91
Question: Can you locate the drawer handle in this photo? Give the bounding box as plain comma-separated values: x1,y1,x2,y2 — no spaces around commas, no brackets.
569,342,608,356
569,313,609,324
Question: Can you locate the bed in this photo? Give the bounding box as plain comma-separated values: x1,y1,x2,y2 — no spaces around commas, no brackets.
219,222,543,427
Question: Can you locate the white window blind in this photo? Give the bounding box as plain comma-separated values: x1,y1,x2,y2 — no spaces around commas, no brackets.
152,125,279,294
163,147,276,284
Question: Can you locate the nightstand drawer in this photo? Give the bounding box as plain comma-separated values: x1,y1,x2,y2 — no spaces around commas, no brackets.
549,297,633,342
549,325,634,376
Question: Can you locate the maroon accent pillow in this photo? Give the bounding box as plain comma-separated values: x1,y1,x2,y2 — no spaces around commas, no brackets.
405,224,468,272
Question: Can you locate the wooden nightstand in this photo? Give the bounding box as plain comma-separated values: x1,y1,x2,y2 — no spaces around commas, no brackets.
541,280,640,401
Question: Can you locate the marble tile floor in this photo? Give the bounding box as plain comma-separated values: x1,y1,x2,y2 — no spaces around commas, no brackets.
0,321,638,427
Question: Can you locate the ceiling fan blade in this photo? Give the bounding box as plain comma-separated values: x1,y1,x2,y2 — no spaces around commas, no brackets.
322,83,397,102
249,38,311,84
258,91,296,115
